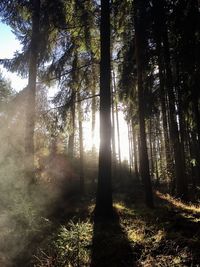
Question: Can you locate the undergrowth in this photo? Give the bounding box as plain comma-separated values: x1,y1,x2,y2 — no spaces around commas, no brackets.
33,192,200,267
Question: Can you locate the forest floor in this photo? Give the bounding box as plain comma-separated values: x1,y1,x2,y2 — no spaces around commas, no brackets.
14,181,200,267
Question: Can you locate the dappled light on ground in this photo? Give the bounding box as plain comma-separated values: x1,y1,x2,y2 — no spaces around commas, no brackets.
31,192,200,266
156,191,200,214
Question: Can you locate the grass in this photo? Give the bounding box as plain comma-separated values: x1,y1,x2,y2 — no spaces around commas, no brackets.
32,189,200,266
156,190,200,214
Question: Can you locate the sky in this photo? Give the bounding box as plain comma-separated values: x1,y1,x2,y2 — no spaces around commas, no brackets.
0,22,27,91
0,21,130,162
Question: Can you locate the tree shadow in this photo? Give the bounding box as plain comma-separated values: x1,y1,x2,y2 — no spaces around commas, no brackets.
90,209,140,267
131,195,200,265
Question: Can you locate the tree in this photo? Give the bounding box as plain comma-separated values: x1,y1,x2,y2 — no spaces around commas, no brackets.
134,0,154,208
95,0,113,217
25,0,41,185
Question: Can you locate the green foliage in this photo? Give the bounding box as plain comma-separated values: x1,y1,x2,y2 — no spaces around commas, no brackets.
35,220,93,267
0,72,14,105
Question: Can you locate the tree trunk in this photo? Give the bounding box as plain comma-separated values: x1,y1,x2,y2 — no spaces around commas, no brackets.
68,55,77,158
157,44,174,183
134,0,154,208
111,87,116,173
128,122,133,174
25,0,40,185
95,0,113,217
163,31,187,200
78,91,84,193
149,118,154,179
113,70,122,168
91,66,96,154
132,122,139,179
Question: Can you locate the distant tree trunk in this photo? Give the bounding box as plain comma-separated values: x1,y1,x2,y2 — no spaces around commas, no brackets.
128,122,133,174
149,118,154,179
157,43,173,182
78,91,84,193
113,70,122,168
176,63,188,195
163,31,188,199
95,0,113,217
132,122,139,179
68,90,76,158
153,135,159,183
111,88,116,172
68,55,77,158
25,0,40,185
192,94,200,180
91,67,96,154
134,0,154,208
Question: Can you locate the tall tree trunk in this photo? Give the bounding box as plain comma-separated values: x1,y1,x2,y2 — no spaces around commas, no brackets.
78,91,84,193
176,64,188,196
134,0,154,208
25,0,40,185
95,0,113,217
157,43,174,183
113,70,122,168
111,88,116,173
132,122,139,179
68,55,77,158
192,95,200,180
128,122,133,174
163,31,187,199
91,66,96,154
149,118,154,179
68,90,76,158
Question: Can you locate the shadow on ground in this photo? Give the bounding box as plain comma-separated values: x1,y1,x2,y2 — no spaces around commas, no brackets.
90,209,140,267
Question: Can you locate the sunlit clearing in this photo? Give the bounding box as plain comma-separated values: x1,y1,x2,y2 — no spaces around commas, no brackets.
156,191,200,213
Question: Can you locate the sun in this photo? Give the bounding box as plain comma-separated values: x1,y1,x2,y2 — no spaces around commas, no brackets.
83,111,130,163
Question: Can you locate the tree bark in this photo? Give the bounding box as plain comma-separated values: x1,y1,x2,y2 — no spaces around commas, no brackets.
132,122,139,179
95,0,113,217
68,55,77,158
134,0,154,208
78,91,84,193
163,31,187,199
25,0,40,185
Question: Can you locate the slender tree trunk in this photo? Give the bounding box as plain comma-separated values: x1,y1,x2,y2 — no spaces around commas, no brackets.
91,67,96,154
163,31,187,199
153,135,159,184
132,122,139,179
113,70,122,168
78,91,84,193
176,64,188,196
68,55,77,158
134,0,154,208
192,95,200,180
25,0,40,185
68,90,76,158
111,88,116,173
149,118,154,179
128,123,133,174
95,0,113,217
